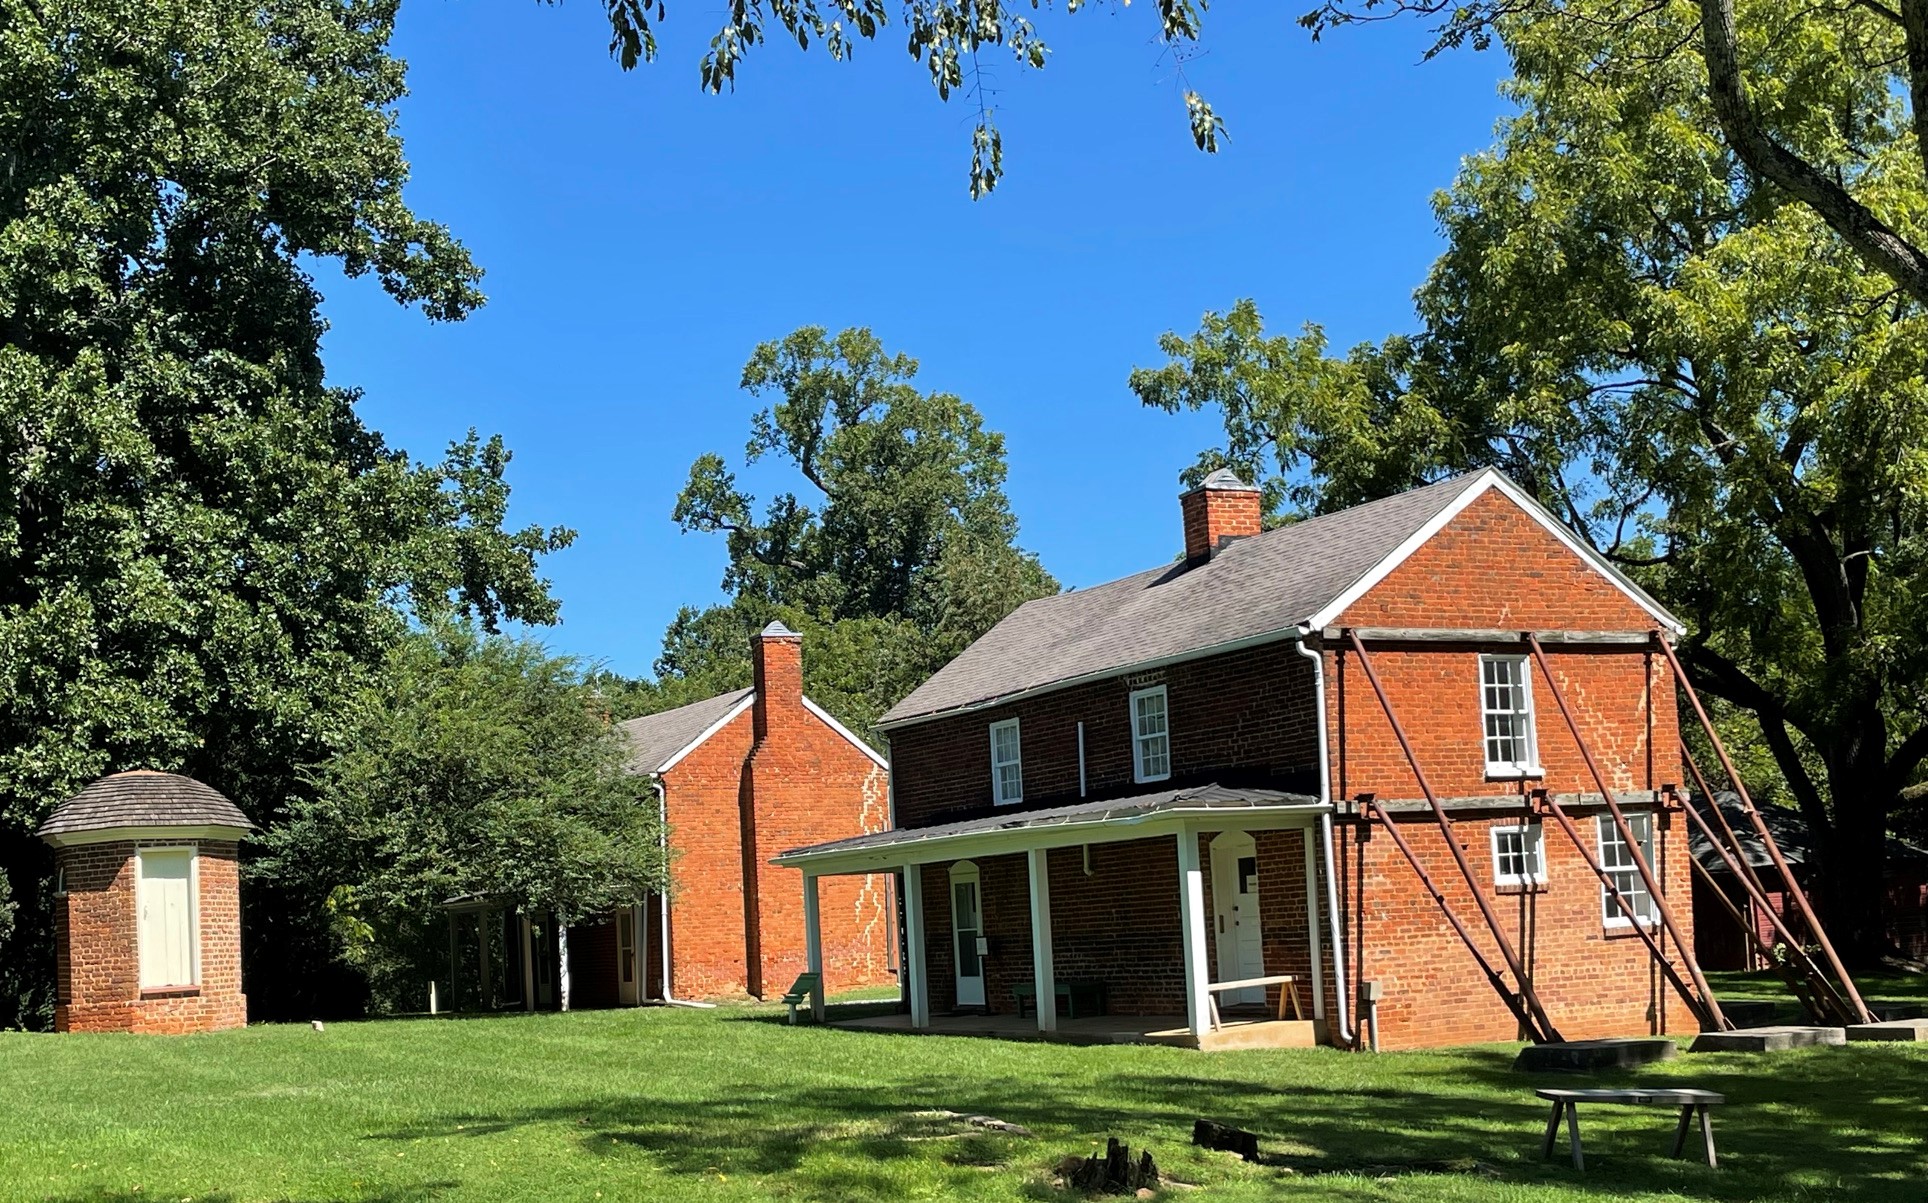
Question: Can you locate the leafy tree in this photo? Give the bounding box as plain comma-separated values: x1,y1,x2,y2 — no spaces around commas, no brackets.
626,327,1055,734
255,627,664,1014
1303,1,1928,308
0,0,566,1025
1132,3,1928,963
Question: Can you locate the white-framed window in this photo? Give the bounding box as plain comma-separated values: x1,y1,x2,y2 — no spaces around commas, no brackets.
1479,654,1541,777
1490,823,1547,887
1131,685,1171,783
135,846,199,990
1597,813,1658,928
989,718,1023,805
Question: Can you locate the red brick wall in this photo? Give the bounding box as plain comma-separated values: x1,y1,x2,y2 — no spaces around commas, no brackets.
742,632,893,998
52,839,247,1034
1334,805,1697,1048
889,641,1321,829
657,641,893,1001
660,705,757,999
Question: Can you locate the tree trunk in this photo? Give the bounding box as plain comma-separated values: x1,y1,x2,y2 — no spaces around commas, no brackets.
1818,749,1894,969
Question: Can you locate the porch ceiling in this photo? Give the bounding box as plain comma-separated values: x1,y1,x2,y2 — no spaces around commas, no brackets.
773,782,1324,876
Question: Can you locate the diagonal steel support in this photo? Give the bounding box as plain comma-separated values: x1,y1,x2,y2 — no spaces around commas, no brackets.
1525,634,1729,1032
1652,634,1873,1025
1344,630,1563,1044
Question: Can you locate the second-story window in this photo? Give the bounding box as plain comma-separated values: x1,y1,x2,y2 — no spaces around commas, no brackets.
1479,654,1540,777
1131,685,1171,783
989,718,1023,805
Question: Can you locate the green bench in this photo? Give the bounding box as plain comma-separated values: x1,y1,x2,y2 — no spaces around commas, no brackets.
781,972,820,1025
1012,979,1107,1020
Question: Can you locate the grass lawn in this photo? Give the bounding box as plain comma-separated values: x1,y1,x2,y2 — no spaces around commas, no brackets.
3,994,1923,1203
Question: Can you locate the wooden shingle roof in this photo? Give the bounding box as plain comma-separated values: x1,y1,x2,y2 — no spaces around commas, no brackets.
36,770,253,840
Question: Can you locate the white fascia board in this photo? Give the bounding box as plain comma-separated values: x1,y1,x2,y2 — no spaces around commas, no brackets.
771,802,1329,877
42,824,251,849
654,691,757,774
800,695,889,768
1303,469,1686,636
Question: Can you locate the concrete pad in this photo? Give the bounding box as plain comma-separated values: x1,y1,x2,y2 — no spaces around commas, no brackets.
1689,1025,1846,1053
1845,1018,1928,1042
1513,1038,1678,1073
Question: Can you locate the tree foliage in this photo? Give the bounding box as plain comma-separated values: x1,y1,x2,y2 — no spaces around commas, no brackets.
256,627,664,1014
616,327,1055,734
0,0,567,1025
581,0,1223,196
1133,0,1928,961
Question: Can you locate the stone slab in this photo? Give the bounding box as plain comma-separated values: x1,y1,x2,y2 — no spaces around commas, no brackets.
1513,1038,1679,1073
1689,1025,1846,1053
1845,1018,1928,1042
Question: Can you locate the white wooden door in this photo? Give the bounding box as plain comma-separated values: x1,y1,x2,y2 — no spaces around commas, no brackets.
1210,832,1265,1005
137,848,195,989
616,906,640,1005
949,862,986,1007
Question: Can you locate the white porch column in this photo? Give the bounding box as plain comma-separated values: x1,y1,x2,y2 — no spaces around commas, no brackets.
1027,847,1057,1033
557,922,572,1012
902,863,931,1028
1176,828,1213,1038
1302,828,1325,1021
803,873,826,1021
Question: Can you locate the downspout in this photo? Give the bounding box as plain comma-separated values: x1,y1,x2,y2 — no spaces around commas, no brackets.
1296,633,1356,1048
655,779,715,1009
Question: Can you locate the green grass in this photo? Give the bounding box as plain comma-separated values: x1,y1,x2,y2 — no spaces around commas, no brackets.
3,994,1923,1203
1708,968,1928,1021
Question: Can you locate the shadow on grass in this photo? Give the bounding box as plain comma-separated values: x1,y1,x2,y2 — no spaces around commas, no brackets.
360,1035,1925,1202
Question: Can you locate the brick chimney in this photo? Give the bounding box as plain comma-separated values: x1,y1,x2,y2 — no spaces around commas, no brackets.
1180,468,1263,567
751,620,803,739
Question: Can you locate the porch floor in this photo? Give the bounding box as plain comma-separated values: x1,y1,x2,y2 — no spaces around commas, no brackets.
829,1010,1321,1051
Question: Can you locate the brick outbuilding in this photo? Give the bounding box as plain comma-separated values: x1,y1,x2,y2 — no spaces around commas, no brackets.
37,771,253,1034
781,468,1714,1050
455,624,896,1011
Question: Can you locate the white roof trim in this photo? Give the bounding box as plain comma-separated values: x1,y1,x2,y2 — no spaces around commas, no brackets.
654,691,757,774
42,824,250,849
773,802,1328,876
1303,469,1685,636
801,696,889,768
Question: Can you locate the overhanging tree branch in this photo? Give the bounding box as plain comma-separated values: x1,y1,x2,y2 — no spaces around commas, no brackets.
1698,0,1928,305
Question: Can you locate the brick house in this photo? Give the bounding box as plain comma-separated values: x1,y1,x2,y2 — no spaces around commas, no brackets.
779,469,1706,1050
457,623,897,1011
37,771,253,1034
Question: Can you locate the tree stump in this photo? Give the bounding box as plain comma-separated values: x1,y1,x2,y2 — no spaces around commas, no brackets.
1065,1137,1159,1194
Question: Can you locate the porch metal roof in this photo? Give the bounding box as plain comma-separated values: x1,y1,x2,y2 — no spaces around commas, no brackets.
774,783,1323,873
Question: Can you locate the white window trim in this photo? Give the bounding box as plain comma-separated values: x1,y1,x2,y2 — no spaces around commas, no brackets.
1597,813,1658,929
1130,684,1172,784
135,844,201,990
1489,823,1547,887
1479,653,1543,779
988,718,1023,806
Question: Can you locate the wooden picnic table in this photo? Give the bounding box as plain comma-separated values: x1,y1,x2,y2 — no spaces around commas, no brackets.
1536,1087,1725,1171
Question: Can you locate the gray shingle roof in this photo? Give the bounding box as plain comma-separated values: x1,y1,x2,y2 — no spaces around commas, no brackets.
618,687,754,774
778,782,1318,862
37,771,253,839
879,472,1487,726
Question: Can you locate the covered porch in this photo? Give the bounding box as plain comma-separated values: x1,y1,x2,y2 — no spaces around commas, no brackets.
775,784,1345,1048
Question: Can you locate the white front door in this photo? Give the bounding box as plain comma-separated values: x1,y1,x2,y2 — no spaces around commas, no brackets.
616,906,640,1005
950,862,986,1007
1210,831,1266,1005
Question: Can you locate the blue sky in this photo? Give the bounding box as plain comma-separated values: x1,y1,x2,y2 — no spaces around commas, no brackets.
316,0,1511,678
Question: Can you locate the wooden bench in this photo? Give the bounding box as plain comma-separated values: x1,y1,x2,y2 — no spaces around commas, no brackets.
1205,975,1306,1030
1012,979,1107,1019
780,972,820,1025
1536,1088,1724,1171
